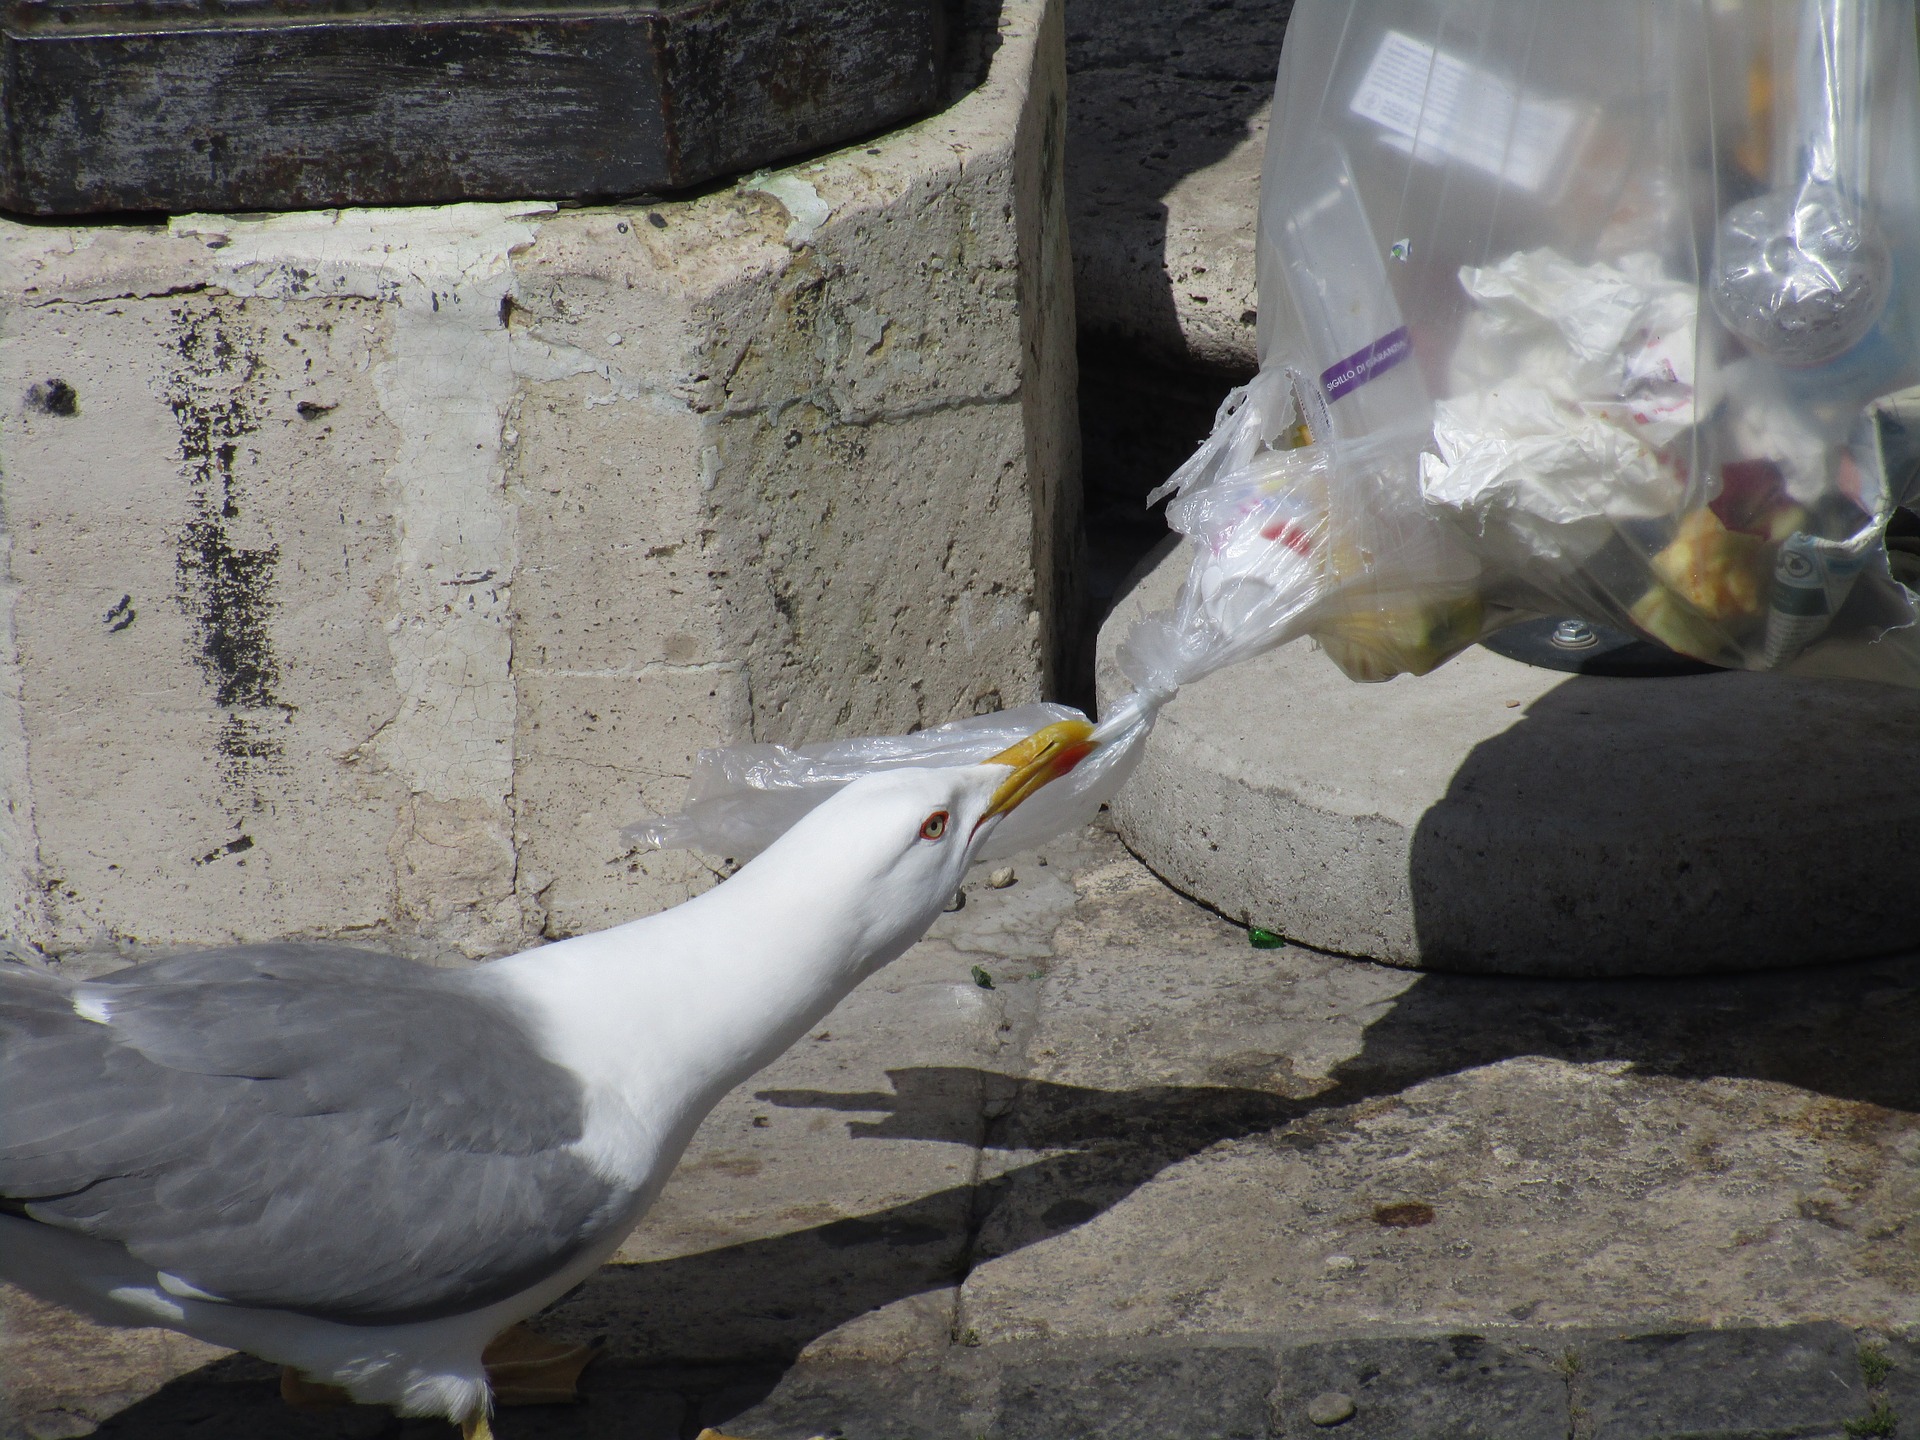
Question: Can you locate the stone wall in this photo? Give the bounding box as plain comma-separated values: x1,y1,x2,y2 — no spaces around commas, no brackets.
0,0,1077,961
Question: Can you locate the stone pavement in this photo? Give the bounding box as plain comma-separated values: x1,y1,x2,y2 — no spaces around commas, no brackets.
4,820,1919,1439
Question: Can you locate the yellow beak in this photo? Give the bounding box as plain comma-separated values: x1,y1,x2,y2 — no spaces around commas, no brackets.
980,719,1097,820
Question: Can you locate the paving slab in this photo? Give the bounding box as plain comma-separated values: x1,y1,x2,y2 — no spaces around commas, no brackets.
954,843,1920,1345
687,1356,993,1440
993,1341,1278,1440
1862,1337,1918,1439
1272,1334,1569,1440
1572,1323,1866,1440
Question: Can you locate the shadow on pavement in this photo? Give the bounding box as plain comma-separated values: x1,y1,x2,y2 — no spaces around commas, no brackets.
553,948,1918,1414
77,943,1920,1437
1065,0,1291,367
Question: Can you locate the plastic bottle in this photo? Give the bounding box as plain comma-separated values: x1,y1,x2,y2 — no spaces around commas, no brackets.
1710,0,1895,369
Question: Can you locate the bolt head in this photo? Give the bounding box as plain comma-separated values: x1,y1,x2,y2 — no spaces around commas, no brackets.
1550,619,1599,650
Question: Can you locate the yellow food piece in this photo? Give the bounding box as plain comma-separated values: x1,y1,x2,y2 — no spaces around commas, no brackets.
1315,592,1485,682
1647,509,1766,622
1628,584,1732,663
1762,503,1807,544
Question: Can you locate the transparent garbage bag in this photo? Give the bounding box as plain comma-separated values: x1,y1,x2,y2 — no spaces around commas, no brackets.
1128,0,1920,698
627,704,1149,864
641,0,1920,861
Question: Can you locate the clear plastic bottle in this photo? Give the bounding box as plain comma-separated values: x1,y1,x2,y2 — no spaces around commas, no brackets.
1709,0,1896,369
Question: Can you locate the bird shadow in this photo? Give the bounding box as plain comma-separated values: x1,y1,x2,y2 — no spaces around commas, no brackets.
80,939,1920,1438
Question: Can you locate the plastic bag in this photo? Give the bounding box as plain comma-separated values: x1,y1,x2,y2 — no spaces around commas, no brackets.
627,704,1148,863
640,0,1920,860
1206,0,1920,683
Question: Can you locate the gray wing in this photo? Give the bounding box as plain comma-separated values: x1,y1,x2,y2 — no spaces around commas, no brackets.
0,945,628,1325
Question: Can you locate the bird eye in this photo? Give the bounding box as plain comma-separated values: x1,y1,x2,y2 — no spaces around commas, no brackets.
920,810,950,840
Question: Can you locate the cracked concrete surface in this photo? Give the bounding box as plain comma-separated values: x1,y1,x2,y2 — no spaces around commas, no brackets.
0,0,1077,963
1066,0,1290,377
6,823,1916,1437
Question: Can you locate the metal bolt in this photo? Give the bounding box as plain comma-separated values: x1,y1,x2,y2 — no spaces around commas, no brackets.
1550,619,1599,650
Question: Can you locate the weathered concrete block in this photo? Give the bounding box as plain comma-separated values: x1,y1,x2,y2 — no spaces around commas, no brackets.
0,0,1077,960
1097,545,1920,976
1067,0,1286,376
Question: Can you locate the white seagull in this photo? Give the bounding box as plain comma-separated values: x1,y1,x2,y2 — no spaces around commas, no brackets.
0,719,1096,1438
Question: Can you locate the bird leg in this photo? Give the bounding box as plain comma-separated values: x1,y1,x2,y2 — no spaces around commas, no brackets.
278,1367,352,1408
481,1323,601,1406
460,1412,495,1440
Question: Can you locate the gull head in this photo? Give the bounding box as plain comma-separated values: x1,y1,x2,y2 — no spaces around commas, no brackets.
747,719,1097,970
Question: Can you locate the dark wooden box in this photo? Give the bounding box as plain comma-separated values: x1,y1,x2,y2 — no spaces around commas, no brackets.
1,0,949,214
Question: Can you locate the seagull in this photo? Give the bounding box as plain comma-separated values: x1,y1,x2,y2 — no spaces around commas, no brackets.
0,718,1096,1438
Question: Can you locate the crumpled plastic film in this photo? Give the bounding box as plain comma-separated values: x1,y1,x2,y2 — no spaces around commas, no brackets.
627,703,1149,864
1130,0,1920,682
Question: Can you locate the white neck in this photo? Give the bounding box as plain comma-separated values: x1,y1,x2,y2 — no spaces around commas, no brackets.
483,849,927,1189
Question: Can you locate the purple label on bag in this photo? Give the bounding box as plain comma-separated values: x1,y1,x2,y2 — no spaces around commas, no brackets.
1320,326,1411,402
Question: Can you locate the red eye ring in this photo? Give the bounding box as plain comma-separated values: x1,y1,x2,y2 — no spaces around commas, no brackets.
920,810,950,840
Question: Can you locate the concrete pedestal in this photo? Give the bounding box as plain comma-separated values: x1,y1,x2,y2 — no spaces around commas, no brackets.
0,0,1076,962
1097,546,1920,976
1066,0,1283,375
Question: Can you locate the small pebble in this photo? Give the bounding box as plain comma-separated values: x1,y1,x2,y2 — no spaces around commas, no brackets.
970,965,995,990
987,867,1016,889
1306,1391,1356,1426
1323,1254,1356,1271
944,890,966,912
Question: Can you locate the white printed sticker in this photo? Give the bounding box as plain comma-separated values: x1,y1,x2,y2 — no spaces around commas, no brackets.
1349,30,1579,195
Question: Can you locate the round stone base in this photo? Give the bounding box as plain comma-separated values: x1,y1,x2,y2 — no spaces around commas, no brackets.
1095,546,1920,976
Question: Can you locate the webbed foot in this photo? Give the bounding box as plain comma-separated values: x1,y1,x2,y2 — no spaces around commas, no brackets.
482,1323,601,1406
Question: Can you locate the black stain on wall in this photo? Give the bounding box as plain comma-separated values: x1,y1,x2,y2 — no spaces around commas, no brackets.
165,305,286,783
25,379,77,416
194,833,254,865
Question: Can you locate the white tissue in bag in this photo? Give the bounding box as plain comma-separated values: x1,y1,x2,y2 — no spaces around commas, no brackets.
1420,248,1697,564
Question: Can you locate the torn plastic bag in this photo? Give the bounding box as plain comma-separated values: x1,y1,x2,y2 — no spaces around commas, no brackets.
626,703,1148,865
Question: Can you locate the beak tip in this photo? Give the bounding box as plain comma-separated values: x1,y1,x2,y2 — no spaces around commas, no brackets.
981,719,1098,818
